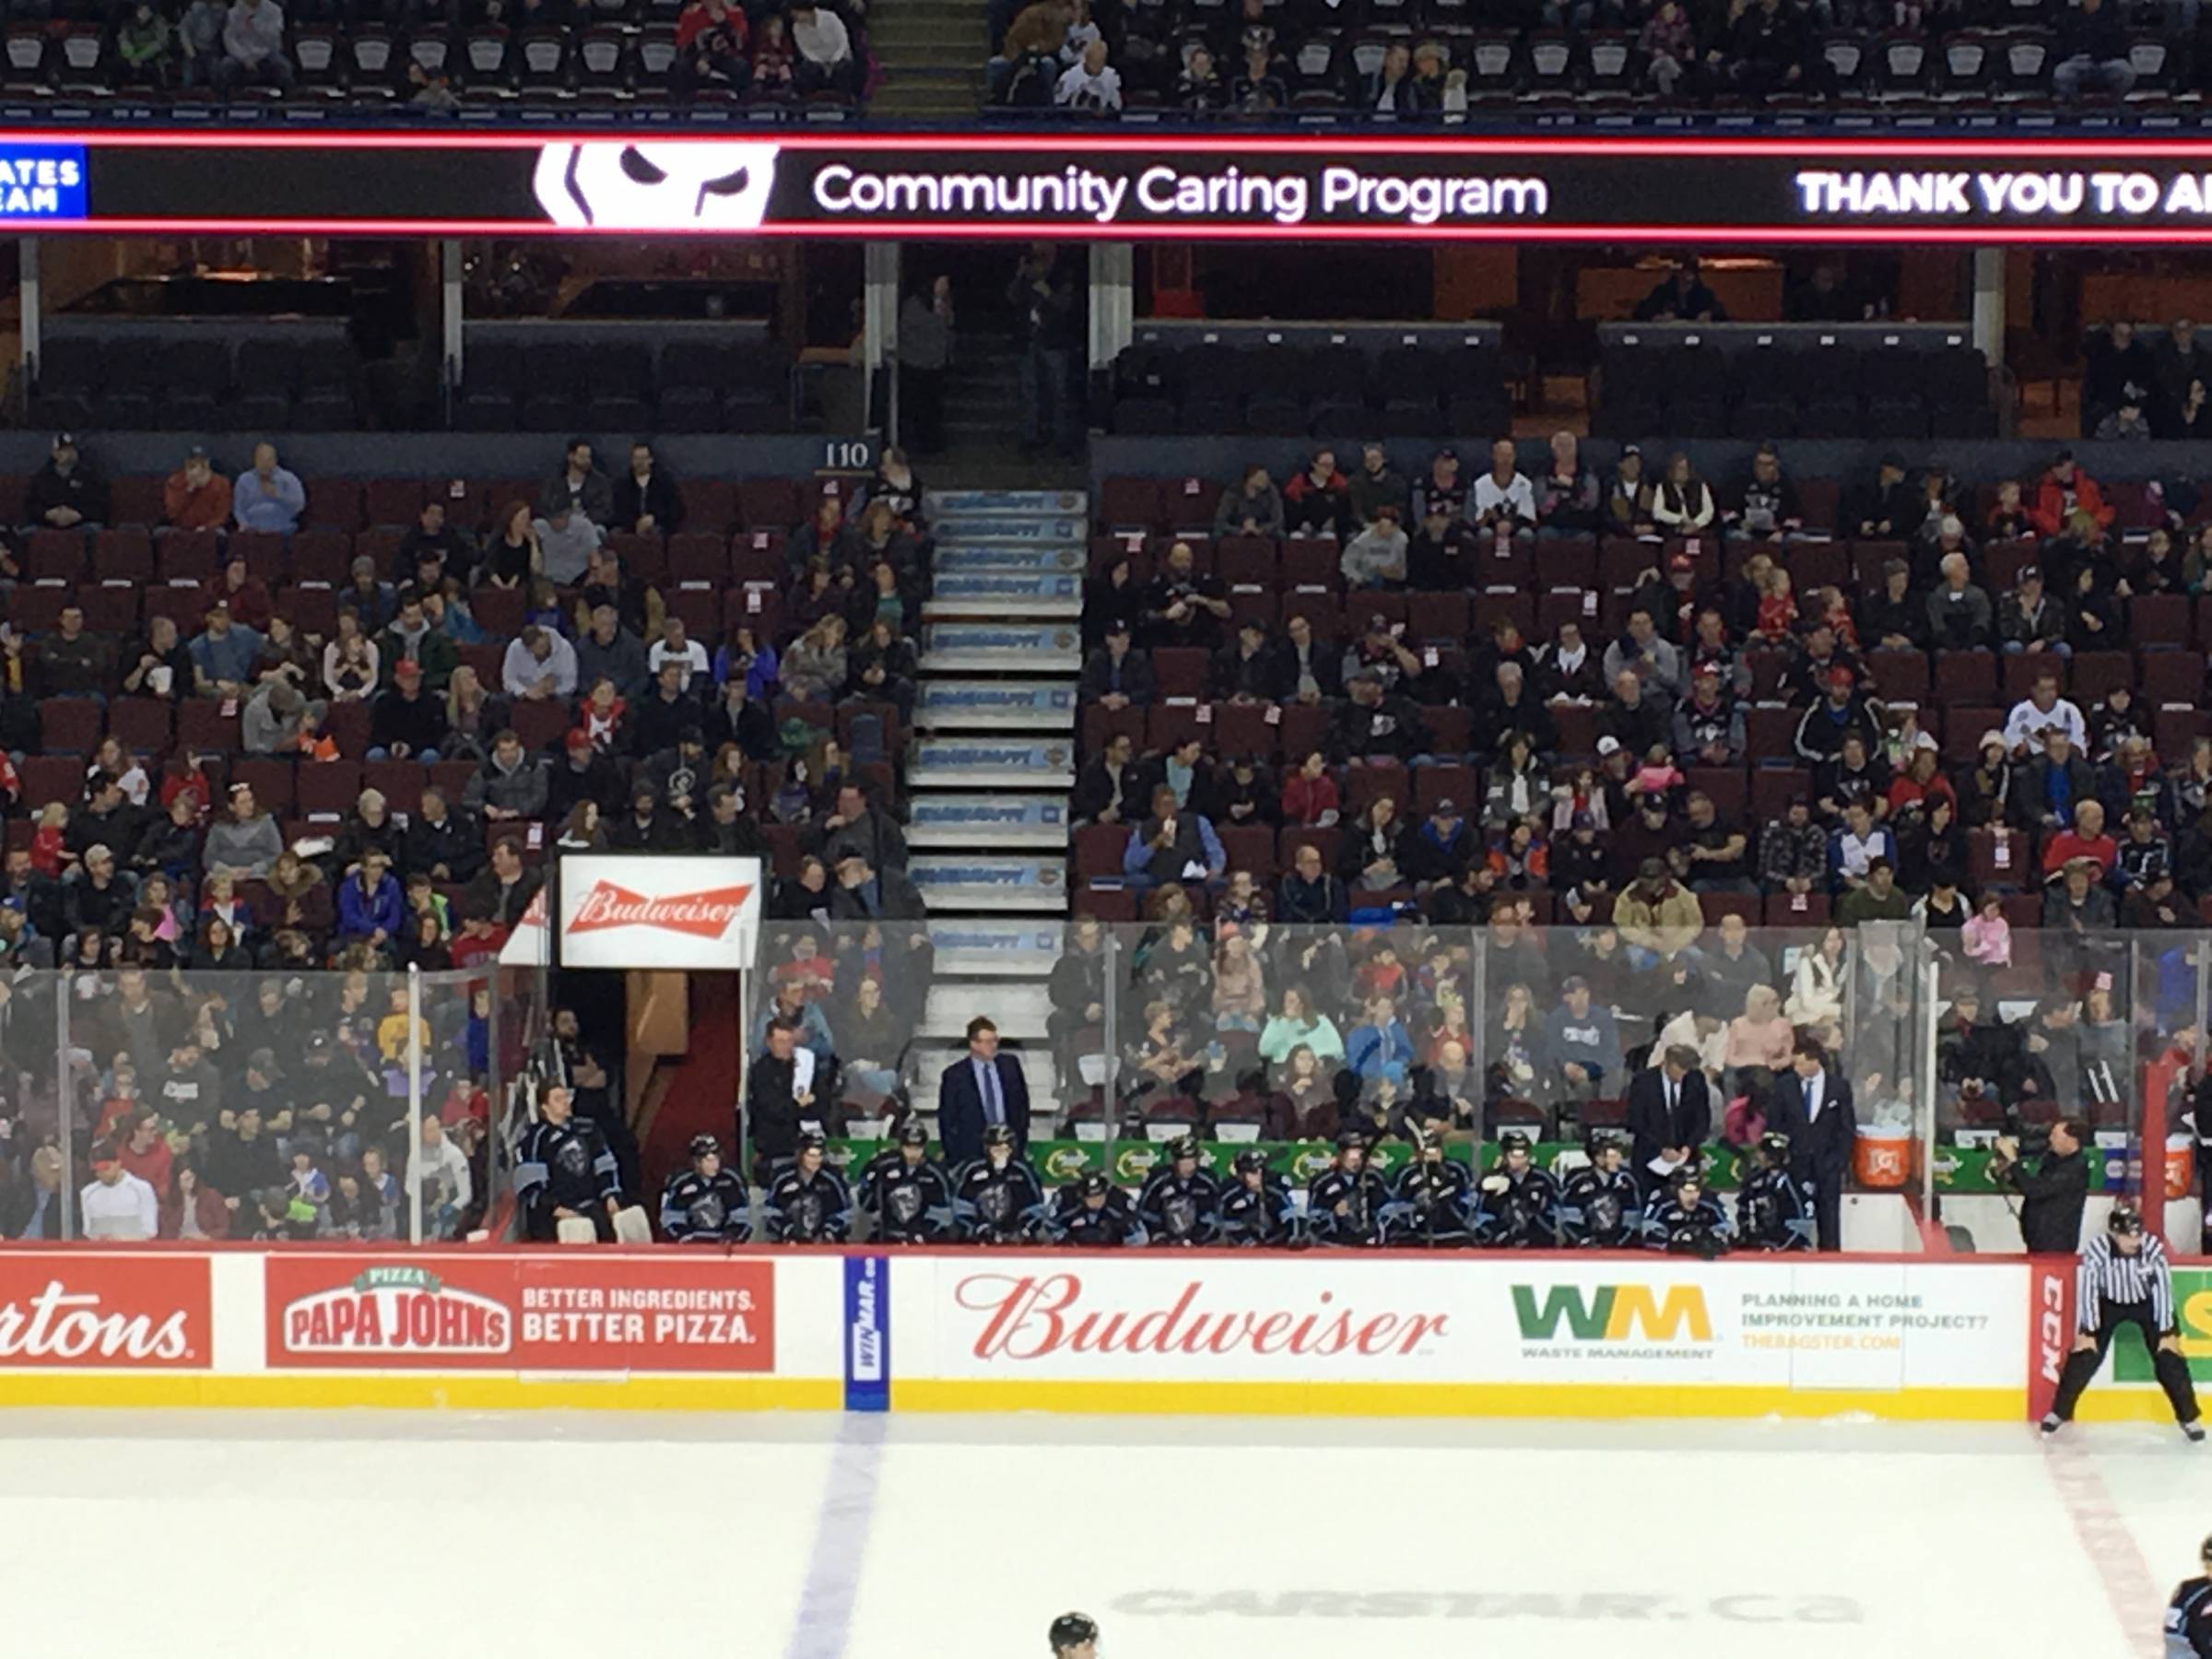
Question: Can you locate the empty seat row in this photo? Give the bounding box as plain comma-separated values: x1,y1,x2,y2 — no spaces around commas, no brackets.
456,341,792,435
29,337,360,436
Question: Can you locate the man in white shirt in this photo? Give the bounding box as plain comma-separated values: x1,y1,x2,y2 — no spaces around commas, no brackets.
79,1148,159,1241
412,1115,475,1239
2003,670,2088,758
790,2,857,92
501,625,580,702
647,616,712,692
1467,437,1536,543
1054,38,1123,111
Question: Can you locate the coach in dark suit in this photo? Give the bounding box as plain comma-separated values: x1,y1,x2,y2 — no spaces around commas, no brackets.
1627,1043,1714,1193
936,1015,1031,1167
1770,1035,1857,1252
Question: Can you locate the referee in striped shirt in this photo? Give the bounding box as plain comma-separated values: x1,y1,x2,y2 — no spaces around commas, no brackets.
2043,1202,2205,1441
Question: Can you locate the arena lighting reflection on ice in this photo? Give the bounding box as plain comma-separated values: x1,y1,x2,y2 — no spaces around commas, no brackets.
809,161,1550,227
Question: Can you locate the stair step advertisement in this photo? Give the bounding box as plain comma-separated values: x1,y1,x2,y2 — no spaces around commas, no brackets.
918,623,1083,672
924,920,1067,977
909,853,1069,912
907,737,1077,788
922,981,1053,1039
907,794,1070,848
927,515,1087,546
931,572,1082,603
934,546,1085,573
916,680,1077,730
927,488,1088,516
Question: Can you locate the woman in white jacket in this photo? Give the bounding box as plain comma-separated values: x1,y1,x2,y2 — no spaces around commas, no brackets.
1783,925,1850,1038
1650,452,1716,535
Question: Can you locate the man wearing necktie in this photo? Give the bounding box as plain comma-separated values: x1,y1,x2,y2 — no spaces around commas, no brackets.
1627,1043,1713,1196
938,1015,1032,1167
1771,1035,1856,1252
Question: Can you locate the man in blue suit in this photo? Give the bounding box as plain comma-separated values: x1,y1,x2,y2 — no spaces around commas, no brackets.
937,1015,1031,1168
1769,1035,1856,1252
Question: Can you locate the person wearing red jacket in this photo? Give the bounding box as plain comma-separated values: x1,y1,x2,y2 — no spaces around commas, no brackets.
1282,450,1351,539
674,0,749,93
2029,450,2115,538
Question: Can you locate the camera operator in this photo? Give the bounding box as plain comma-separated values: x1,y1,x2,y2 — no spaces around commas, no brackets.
2041,1201,2204,1441
1989,1114,2090,1253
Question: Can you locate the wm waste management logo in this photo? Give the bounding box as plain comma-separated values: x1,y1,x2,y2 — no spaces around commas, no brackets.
535,141,781,230
1511,1282,1713,1357
281,1265,512,1357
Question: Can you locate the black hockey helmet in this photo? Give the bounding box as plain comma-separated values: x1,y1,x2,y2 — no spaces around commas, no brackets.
1410,1124,1442,1158
1335,1128,1368,1152
688,1133,722,1162
1500,1129,1533,1157
1232,1148,1268,1176
1077,1172,1112,1198
796,1132,829,1154
1758,1130,1792,1161
1584,1127,1629,1158
2109,1201,2145,1236
1049,1612,1100,1653
1166,1133,1200,1164
983,1124,1018,1149
897,1122,930,1148
1669,1162,1704,1194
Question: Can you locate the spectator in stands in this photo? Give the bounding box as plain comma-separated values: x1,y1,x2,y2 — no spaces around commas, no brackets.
2053,0,2134,100
35,604,107,700
1535,431,1600,537
2005,669,2087,759
1412,448,1465,522
1650,453,1716,537
464,729,549,824
1468,439,1536,544
203,782,280,882
365,659,446,763
790,1,858,92
1124,782,1224,889
1639,0,1694,97
25,432,106,531
1606,446,1653,535
815,783,908,873
2151,319,2208,438
378,591,457,693
463,837,541,932
2043,798,2118,883
161,444,229,531
830,850,925,921
538,438,611,529
1143,539,1231,650
533,501,603,587
674,0,751,93
1215,465,1285,540
239,678,314,756
1724,444,1803,541
1997,565,2067,657
1340,508,1407,589
115,0,175,85
577,604,650,701
335,849,403,948
185,600,260,699
1829,799,1897,892
398,498,470,586
1758,797,1828,899
500,624,579,704
2094,394,2154,442
1055,36,1123,108
2030,451,2113,539
1791,666,1880,764
213,0,289,88
1673,661,1744,764
1603,608,1685,703
1926,551,1995,650
232,442,302,533
1546,975,1620,1102
1860,558,1928,652
1280,450,1347,540
1072,729,1136,827
1328,670,1426,765
1277,841,1347,923
1633,261,1726,324
1347,441,1409,527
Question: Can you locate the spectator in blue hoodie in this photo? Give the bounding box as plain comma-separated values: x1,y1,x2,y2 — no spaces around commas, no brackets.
1401,796,1475,890
1545,975,1621,1101
335,850,405,948
1344,994,1416,1086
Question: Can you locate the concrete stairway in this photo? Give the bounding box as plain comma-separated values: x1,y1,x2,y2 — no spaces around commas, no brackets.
866,0,986,118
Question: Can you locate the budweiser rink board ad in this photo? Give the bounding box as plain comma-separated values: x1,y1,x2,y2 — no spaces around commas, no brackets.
265,1255,775,1372
893,1256,2026,1399
501,853,764,971
0,1253,211,1369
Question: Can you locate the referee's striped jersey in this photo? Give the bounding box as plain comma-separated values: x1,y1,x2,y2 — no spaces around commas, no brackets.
2077,1231,2178,1334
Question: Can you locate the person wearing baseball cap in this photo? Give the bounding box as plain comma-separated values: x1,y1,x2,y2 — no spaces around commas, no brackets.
27,430,107,530
164,442,230,532
1791,660,1882,765
1414,446,1465,522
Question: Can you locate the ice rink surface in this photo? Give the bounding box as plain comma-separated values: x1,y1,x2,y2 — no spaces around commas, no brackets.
1,1408,2204,1658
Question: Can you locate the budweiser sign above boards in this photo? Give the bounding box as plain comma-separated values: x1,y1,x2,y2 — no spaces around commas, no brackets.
0,1253,211,1369
503,855,763,970
265,1255,775,1371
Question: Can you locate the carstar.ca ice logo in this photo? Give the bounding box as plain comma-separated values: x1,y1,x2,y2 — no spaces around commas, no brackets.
568,880,754,940
534,141,781,230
